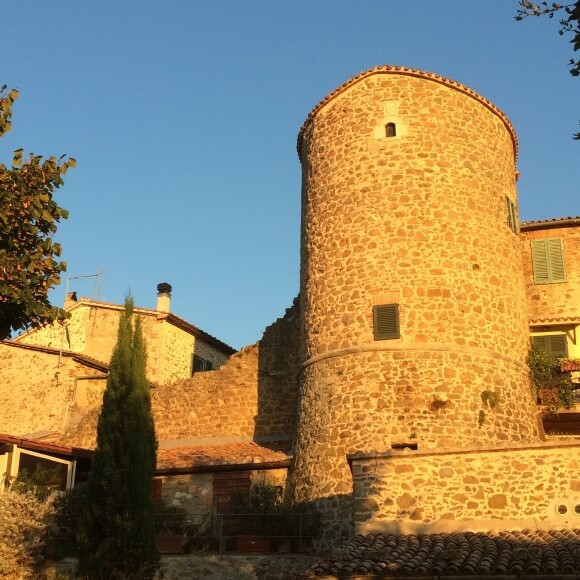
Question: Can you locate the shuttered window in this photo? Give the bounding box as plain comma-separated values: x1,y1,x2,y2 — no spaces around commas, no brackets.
506,196,518,234
373,304,400,340
531,334,568,359
531,238,566,284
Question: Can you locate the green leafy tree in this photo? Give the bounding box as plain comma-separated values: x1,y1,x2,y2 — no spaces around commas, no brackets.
515,1,580,139
0,85,75,339
78,297,159,579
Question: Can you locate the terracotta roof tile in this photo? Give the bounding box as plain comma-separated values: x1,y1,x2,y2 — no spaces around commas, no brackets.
156,440,292,472
529,317,580,326
520,216,580,232
0,340,109,372
305,530,580,577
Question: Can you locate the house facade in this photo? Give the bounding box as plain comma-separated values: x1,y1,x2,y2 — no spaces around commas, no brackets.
13,283,235,386
521,218,580,363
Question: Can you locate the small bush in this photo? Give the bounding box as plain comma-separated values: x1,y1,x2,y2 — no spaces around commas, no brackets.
0,487,58,579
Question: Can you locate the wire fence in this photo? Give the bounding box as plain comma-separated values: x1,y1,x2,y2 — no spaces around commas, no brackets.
53,512,318,556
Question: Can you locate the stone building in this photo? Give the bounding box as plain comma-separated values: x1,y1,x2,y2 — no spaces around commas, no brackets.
0,66,579,562
522,217,580,362
12,282,235,385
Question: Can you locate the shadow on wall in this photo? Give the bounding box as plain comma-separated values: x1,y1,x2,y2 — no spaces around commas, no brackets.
253,296,301,443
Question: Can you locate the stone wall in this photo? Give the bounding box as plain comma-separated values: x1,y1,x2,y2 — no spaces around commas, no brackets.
291,66,539,542
521,223,580,323
0,344,106,436
61,301,300,448
15,301,230,385
352,441,580,534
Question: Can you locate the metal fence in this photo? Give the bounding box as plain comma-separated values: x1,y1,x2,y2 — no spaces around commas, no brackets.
53,512,318,556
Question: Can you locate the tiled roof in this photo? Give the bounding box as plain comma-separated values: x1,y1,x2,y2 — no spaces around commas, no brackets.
305,530,580,577
0,433,92,458
520,217,580,232
297,65,518,162
156,440,292,473
529,317,580,326
0,340,109,372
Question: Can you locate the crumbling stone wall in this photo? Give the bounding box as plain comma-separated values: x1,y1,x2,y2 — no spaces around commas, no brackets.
352,441,580,533
290,66,540,543
62,301,300,448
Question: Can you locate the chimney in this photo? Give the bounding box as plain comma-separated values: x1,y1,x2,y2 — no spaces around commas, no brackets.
64,291,78,310
156,282,172,313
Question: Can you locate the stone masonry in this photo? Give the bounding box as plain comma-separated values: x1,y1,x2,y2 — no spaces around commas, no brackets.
15,298,232,386
60,300,300,449
521,219,580,325
290,66,542,543
352,441,580,534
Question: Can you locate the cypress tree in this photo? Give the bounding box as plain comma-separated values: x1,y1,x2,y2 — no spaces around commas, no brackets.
78,296,158,578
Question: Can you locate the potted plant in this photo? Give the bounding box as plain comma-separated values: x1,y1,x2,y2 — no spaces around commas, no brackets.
558,358,580,372
232,481,286,553
154,502,189,554
528,344,576,415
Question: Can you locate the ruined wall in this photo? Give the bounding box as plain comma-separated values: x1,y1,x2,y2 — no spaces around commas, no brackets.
290,67,540,543
521,223,580,324
0,344,106,436
352,441,580,534
62,301,300,448
154,301,299,443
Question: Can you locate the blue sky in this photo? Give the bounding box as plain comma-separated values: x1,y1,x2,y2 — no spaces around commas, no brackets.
3,1,579,349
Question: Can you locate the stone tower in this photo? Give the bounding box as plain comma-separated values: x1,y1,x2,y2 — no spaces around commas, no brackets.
290,66,541,541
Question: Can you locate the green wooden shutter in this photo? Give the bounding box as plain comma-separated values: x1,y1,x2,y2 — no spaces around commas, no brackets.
531,335,568,359
548,334,568,358
547,238,565,282
505,197,518,233
531,238,565,284
373,304,400,340
531,240,549,283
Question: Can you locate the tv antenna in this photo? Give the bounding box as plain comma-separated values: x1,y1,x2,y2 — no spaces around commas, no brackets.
65,268,104,302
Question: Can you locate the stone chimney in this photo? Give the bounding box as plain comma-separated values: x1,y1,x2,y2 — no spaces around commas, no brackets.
156,282,172,313
64,291,78,310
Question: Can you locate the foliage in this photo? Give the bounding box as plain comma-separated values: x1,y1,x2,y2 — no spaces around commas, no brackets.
478,390,500,427
527,342,575,414
153,501,189,535
0,487,58,579
77,297,159,579
44,483,88,560
0,85,75,339
8,464,62,501
515,1,580,138
232,479,321,537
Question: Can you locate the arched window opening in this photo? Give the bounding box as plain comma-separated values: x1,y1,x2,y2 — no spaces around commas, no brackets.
385,122,397,138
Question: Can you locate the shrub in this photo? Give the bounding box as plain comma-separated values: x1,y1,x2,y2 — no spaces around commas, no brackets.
0,487,57,579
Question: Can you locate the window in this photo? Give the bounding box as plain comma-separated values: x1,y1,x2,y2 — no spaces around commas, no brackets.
531,238,566,284
505,196,518,233
531,334,568,359
385,123,397,138
192,354,213,374
373,304,400,340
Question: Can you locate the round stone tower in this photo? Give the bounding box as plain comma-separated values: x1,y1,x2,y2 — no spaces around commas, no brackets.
290,66,540,540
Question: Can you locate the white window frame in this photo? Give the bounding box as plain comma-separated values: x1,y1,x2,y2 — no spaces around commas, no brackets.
10,446,76,491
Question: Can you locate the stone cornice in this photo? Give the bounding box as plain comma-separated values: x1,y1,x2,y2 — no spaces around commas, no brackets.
297,65,518,163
